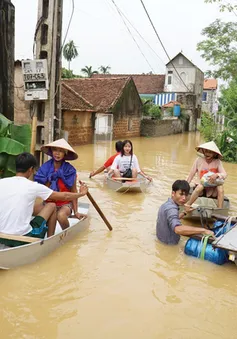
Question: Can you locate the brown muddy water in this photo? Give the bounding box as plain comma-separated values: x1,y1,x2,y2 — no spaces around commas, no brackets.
1,132,237,339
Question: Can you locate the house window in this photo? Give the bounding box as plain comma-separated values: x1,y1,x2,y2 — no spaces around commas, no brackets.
179,56,183,65
128,118,133,131
202,91,207,102
168,70,173,74
168,75,172,85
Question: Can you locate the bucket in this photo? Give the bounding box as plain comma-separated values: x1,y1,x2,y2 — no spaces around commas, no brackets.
173,104,181,117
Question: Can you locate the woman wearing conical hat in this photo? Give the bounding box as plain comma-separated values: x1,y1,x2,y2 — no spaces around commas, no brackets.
34,139,82,229
186,141,227,209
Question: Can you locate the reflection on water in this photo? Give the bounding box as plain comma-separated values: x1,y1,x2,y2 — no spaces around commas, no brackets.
1,132,237,339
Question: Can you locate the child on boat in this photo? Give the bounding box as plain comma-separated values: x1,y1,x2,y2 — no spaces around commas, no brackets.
108,139,152,181
34,138,83,230
156,180,214,245
186,141,227,209
89,140,123,178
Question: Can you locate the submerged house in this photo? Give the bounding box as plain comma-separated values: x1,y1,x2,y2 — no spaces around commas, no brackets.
164,52,204,130
62,77,142,145
202,78,218,114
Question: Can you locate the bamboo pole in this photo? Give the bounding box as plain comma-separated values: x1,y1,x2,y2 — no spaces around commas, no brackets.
30,116,37,155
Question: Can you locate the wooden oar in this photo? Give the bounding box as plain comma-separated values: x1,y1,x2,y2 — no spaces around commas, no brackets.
79,180,112,231
86,192,113,231
0,232,41,243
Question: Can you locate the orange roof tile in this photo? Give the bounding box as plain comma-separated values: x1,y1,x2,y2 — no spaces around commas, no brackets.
203,78,217,90
162,100,181,108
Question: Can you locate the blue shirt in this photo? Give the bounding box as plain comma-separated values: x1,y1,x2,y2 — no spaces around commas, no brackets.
156,198,182,245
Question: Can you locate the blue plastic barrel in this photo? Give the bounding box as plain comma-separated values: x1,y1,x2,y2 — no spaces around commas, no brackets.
173,104,181,117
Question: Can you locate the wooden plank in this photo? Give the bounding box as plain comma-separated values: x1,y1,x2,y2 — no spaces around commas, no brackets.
0,232,41,243
111,177,138,181
211,213,237,223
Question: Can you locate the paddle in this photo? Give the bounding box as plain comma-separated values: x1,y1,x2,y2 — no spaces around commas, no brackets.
79,181,112,231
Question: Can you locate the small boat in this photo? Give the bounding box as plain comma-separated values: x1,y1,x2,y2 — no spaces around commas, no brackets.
105,174,150,193
0,202,90,270
182,196,230,220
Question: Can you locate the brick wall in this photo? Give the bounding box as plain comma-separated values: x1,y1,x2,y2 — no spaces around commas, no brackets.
63,110,93,145
141,118,184,137
113,117,140,139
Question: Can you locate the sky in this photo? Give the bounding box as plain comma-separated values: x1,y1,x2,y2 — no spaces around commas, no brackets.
13,0,235,76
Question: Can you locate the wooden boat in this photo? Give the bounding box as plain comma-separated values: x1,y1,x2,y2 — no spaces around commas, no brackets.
0,202,89,270
182,196,230,220
105,174,151,193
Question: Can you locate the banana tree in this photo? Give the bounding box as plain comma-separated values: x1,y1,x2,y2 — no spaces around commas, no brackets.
0,114,31,178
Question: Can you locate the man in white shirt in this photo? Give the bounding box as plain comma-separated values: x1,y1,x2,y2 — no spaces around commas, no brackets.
0,153,88,247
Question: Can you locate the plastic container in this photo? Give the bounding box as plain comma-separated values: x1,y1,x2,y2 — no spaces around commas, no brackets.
200,171,225,187
184,238,229,265
173,104,181,117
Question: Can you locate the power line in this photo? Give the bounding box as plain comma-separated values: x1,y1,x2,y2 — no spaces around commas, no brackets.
139,0,191,92
111,0,155,73
60,0,75,54
107,0,165,72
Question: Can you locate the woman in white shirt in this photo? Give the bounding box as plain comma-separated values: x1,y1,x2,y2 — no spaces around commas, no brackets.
109,140,151,180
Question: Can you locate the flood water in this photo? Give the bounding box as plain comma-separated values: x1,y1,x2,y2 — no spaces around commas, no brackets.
1,132,237,339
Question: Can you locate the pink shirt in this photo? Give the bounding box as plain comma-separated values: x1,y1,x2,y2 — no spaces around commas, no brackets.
186,157,227,184
186,157,227,197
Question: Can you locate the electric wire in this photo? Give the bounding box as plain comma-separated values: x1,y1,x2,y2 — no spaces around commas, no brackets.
139,0,191,92
106,0,165,73
111,0,155,73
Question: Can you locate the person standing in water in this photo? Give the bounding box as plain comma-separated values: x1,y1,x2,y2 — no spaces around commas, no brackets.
186,141,227,209
109,139,152,181
156,180,214,245
34,138,83,230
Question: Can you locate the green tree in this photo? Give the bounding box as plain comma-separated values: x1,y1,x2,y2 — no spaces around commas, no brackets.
197,19,237,80
148,105,162,119
81,66,98,78
204,0,237,12
63,40,78,70
99,65,111,74
219,79,237,120
61,68,75,79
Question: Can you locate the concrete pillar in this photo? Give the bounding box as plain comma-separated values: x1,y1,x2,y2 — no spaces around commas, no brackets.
0,0,14,120
35,0,63,147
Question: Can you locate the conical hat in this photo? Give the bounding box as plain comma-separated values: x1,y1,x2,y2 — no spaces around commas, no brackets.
195,141,222,159
41,138,78,160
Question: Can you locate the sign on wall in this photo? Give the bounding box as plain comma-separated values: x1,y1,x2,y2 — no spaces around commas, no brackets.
22,59,49,101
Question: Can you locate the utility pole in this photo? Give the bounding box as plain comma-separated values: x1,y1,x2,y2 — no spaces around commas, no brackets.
33,0,63,162
0,0,14,120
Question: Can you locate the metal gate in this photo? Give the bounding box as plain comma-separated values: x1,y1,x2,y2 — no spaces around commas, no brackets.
94,113,113,143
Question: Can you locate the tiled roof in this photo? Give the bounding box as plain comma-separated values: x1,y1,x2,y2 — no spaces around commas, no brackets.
92,74,165,94
61,82,94,111
62,77,133,111
162,100,181,108
203,78,218,90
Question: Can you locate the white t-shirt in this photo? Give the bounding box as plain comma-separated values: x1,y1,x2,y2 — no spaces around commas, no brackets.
111,154,141,173
0,176,53,235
